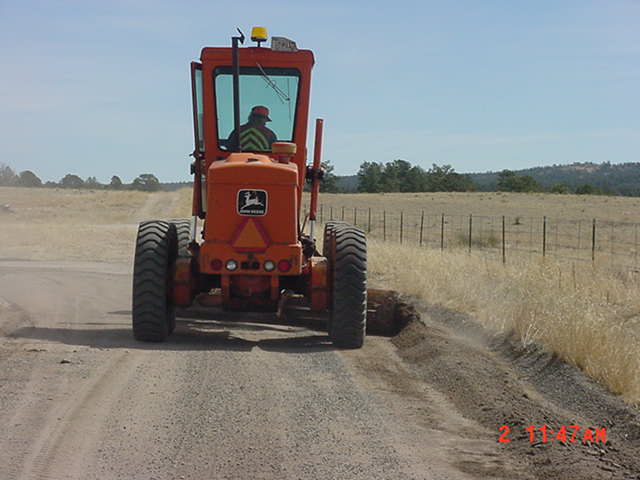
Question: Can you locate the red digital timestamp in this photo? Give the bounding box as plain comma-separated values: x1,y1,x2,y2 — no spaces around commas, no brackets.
498,425,607,444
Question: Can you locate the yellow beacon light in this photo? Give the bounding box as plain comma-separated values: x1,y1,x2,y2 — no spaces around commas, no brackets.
251,26,268,46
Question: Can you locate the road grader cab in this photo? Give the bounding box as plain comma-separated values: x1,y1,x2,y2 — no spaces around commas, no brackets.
132,27,393,348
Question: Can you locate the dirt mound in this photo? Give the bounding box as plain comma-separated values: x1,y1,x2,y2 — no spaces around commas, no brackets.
393,302,640,479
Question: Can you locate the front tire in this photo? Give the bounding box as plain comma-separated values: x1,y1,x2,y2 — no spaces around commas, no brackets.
132,221,177,342
329,225,367,348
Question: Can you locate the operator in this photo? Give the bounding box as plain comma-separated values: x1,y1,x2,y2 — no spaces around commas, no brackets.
227,105,277,152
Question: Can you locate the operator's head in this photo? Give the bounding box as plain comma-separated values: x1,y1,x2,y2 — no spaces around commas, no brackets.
248,105,271,125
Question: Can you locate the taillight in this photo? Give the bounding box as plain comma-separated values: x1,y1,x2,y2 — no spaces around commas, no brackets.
277,259,292,272
210,259,223,271
264,260,276,272
225,259,238,271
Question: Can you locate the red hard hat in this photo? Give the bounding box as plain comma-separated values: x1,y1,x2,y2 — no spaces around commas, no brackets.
251,105,271,121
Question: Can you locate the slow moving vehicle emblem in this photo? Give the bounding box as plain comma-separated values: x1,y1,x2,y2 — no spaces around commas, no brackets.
237,189,267,216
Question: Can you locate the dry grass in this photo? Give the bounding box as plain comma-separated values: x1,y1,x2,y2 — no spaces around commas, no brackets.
368,240,640,405
311,191,640,222
0,187,188,262
2,186,639,403
0,187,150,224
312,192,640,271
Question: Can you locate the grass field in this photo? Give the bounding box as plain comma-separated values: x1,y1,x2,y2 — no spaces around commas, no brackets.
310,192,640,271
313,191,640,222
1,186,638,404
0,187,185,262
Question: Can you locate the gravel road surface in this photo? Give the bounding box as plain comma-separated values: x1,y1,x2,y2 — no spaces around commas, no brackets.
0,260,638,479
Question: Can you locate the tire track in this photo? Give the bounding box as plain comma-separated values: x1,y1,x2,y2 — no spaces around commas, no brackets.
15,351,142,480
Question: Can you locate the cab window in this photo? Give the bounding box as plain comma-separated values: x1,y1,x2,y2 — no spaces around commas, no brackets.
214,66,300,151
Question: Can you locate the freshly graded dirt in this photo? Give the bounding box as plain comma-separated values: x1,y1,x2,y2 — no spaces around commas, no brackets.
0,260,638,479
380,302,640,479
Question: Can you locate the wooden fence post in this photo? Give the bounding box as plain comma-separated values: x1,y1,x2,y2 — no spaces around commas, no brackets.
368,207,371,233
383,210,386,242
468,214,472,253
440,213,445,251
400,211,404,244
635,223,638,267
592,219,596,263
610,222,614,266
419,210,424,246
542,216,547,258
502,215,506,264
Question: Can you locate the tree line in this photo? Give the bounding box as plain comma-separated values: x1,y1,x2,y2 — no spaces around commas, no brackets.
0,163,164,192
357,160,474,193
493,169,604,195
1,160,608,196
355,160,604,195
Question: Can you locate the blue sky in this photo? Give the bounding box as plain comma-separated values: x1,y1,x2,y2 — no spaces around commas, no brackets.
1,0,639,182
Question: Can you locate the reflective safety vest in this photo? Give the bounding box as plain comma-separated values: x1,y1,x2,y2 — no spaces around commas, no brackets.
239,127,270,151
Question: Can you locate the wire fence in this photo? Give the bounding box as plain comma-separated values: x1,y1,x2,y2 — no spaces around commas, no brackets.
310,204,640,271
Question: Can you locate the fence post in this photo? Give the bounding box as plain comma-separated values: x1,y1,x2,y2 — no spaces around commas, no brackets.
440,213,445,251
592,219,596,263
341,206,345,221
419,210,424,246
610,222,614,266
330,206,333,221
368,207,371,233
354,207,357,226
635,223,638,267
319,204,323,223
468,214,472,253
542,216,547,258
502,215,506,264
383,210,386,242
400,211,404,244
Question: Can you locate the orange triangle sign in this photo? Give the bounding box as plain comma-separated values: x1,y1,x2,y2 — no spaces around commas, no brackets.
232,219,269,252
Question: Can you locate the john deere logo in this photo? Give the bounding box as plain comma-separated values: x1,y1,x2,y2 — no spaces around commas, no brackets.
237,189,267,216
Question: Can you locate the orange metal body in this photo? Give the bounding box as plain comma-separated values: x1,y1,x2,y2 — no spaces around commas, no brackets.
308,256,328,311
198,46,314,205
199,154,302,275
183,40,329,311
173,257,194,307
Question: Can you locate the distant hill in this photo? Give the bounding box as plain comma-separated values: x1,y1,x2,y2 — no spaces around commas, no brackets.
468,162,640,196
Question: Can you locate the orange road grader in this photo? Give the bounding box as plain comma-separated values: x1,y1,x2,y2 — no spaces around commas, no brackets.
132,27,396,348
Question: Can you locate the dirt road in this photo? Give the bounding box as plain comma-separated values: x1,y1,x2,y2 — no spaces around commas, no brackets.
0,260,638,479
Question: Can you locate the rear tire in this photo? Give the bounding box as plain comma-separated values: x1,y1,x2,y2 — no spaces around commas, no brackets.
168,218,193,333
170,218,193,258
329,225,367,348
322,220,348,258
132,220,177,342
324,221,347,335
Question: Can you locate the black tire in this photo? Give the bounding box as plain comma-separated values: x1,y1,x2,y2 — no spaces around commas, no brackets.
329,225,367,348
323,221,348,335
132,220,177,342
169,218,193,258
167,218,193,333
322,220,348,258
